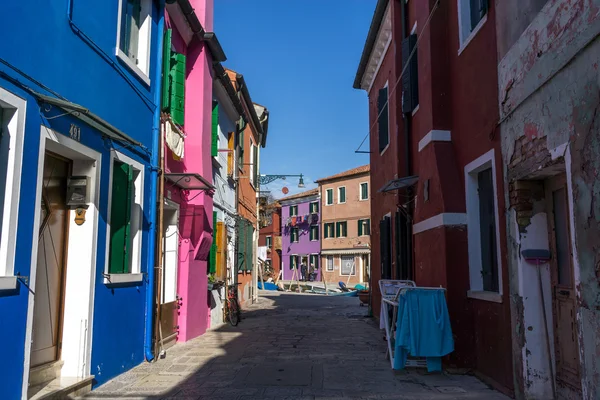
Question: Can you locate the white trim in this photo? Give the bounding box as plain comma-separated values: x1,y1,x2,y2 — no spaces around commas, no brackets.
412,213,467,234
464,148,503,295
457,4,488,56
324,222,334,239
467,290,502,303
411,104,420,117
0,87,26,282
336,221,348,238
325,188,334,206
115,0,153,85
23,126,101,397
265,235,272,247
337,186,346,204
418,130,452,152
103,150,145,284
309,200,319,213
359,181,369,201
362,2,393,92
358,218,371,237
411,21,418,35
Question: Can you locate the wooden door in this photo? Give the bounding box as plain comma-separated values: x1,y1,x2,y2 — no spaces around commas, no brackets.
160,206,179,347
546,175,581,392
30,153,70,367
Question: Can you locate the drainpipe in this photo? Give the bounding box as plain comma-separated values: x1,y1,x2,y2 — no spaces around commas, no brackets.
145,1,165,363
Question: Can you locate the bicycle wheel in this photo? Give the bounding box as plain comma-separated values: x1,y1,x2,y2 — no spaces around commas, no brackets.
227,298,240,326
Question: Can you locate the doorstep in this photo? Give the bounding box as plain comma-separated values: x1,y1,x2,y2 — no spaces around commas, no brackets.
28,375,94,400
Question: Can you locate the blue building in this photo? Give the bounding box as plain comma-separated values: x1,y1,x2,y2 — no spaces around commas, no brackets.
0,0,164,398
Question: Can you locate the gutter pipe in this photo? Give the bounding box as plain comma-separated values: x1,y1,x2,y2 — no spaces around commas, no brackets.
144,1,165,363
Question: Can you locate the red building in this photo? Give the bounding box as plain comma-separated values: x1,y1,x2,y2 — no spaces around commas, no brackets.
354,0,513,395
258,201,282,279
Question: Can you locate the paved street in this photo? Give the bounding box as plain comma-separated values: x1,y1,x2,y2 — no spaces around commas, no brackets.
82,292,509,400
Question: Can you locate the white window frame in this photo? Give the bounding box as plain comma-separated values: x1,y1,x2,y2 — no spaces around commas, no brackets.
291,227,299,243
337,186,346,204
325,188,334,206
379,80,390,156
326,255,334,272
324,222,334,240
116,0,153,85
310,224,319,242
457,0,488,55
104,150,145,285
0,88,26,291
340,255,356,276
290,254,298,270
266,235,272,247
309,253,319,269
464,149,502,302
309,201,319,213
289,204,298,217
336,221,347,238
359,219,370,237
359,182,369,201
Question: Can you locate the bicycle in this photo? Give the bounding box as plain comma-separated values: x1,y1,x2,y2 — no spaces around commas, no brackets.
225,283,241,326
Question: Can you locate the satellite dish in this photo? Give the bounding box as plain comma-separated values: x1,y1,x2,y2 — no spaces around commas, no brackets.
282,187,289,194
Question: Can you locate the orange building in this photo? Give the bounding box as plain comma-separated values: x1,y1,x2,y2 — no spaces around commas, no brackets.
225,69,268,305
317,165,371,287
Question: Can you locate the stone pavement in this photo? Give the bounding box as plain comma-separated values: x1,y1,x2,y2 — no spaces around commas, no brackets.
82,292,510,400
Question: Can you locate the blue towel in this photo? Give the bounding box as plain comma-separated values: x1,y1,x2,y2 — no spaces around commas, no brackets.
393,289,454,371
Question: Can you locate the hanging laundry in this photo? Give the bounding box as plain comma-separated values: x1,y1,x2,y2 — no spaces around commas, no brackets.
164,119,185,160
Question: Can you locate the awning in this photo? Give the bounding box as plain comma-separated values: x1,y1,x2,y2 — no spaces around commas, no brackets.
35,92,146,150
378,175,419,193
165,173,214,191
321,248,371,255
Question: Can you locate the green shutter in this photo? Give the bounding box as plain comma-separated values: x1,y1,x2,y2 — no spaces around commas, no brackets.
211,101,219,157
209,211,217,274
109,162,133,274
237,219,246,272
366,219,371,235
246,223,254,271
161,29,172,111
170,53,186,125
358,220,363,236
335,222,340,238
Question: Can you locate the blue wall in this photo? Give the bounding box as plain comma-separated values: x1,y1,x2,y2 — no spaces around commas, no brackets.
0,0,162,397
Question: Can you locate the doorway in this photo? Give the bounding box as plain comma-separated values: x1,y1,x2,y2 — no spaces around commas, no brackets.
30,152,71,368
545,175,581,393
160,201,179,348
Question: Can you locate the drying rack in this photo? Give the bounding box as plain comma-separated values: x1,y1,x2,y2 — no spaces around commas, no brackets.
379,279,446,369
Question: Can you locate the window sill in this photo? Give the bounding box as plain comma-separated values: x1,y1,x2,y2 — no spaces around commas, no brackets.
458,14,488,56
380,143,390,156
116,50,151,87
467,290,502,303
104,273,144,286
411,104,420,117
338,202,346,205
0,276,18,291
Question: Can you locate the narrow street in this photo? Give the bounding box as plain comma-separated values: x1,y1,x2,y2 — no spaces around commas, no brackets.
83,293,509,400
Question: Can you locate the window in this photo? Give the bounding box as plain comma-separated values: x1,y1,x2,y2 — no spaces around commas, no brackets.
340,255,356,276
266,235,272,248
227,132,235,176
161,29,186,125
106,152,144,281
458,0,488,47
324,223,335,239
117,0,153,81
465,150,501,298
291,227,299,243
377,84,389,153
335,221,347,238
237,118,246,171
401,34,419,113
309,201,319,214
338,187,346,204
326,188,334,205
290,205,298,216
211,101,219,157
358,219,371,236
360,182,369,200
0,88,25,289
290,254,297,270
252,144,259,186
310,254,319,270
310,225,319,241
326,255,334,271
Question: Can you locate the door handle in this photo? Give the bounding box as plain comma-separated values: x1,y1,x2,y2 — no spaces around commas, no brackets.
559,290,569,296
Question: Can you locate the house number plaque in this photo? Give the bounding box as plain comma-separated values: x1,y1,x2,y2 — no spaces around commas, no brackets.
69,123,81,142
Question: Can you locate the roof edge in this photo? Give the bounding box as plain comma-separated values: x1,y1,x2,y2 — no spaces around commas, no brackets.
353,0,389,90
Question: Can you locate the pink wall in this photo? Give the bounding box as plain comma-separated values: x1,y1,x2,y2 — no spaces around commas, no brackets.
164,0,214,342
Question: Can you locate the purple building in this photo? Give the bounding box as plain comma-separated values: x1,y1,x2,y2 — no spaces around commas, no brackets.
279,189,321,281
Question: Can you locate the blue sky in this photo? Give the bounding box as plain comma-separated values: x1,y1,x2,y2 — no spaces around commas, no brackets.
214,0,375,197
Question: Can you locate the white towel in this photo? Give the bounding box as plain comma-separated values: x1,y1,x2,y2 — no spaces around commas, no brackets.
165,120,185,160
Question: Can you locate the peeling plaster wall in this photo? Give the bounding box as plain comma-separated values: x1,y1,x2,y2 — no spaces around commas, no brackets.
497,0,600,397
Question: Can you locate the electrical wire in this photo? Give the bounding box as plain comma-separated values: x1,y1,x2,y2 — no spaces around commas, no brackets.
355,0,441,153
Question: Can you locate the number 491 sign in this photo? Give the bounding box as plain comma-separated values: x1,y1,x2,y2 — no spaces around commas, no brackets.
69,123,81,142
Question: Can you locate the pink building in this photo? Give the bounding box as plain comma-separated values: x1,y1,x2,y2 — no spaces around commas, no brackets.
157,0,227,346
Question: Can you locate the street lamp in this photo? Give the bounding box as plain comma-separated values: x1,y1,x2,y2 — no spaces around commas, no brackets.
259,174,306,188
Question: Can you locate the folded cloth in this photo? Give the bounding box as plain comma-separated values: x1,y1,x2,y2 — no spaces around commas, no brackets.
393,289,454,371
